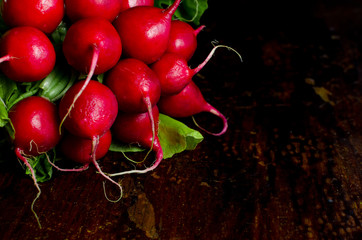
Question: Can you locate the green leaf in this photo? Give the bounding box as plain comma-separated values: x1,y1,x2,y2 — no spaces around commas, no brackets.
38,63,77,102
96,73,104,83
154,0,208,25
50,21,68,52
0,74,18,105
0,98,9,127
108,114,204,159
0,75,18,128
158,114,203,158
25,151,55,183
6,82,41,110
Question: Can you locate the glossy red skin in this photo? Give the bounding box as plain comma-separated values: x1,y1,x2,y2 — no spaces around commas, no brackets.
1,0,64,34
151,53,192,96
8,96,61,156
62,17,122,75
112,106,161,150
158,81,207,117
166,20,200,61
120,0,154,11
113,1,179,64
59,80,118,139
0,26,56,82
105,58,161,113
65,0,122,22
61,130,112,164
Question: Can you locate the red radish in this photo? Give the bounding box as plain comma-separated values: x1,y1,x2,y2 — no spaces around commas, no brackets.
105,58,161,114
58,80,118,139
8,96,62,228
0,26,56,82
62,17,122,76
120,0,154,12
105,58,161,168
109,106,163,176
1,0,64,34
166,20,205,61
150,52,204,96
113,106,160,152
64,0,122,22
151,45,233,96
58,80,121,201
113,0,181,64
60,130,112,164
158,81,228,136
9,96,61,157
61,17,122,124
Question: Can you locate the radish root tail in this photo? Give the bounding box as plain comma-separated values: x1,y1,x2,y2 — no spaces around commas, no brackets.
0,54,11,63
164,0,181,19
192,103,228,136
15,148,42,229
46,152,90,172
107,147,163,177
192,44,243,75
141,96,156,163
194,24,206,36
92,136,123,203
59,45,100,134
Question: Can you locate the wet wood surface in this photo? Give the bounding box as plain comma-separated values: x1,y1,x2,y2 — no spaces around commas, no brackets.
0,1,361,239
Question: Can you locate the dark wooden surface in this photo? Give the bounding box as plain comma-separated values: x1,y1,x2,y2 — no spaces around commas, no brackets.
1,1,362,239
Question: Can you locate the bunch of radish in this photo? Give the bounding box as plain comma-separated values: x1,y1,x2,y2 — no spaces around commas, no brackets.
0,0,240,228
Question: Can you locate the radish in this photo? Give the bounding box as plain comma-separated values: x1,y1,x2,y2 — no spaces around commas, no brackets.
158,81,228,136
105,58,161,171
113,0,181,64
150,51,206,96
64,0,122,22
9,96,61,158
151,45,236,96
58,79,122,201
166,20,205,61
60,130,112,165
58,80,118,139
104,58,161,114
62,17,122,76
109,105,163,176
0,26,56,82
61,17,122,124
1,0,64,34
8,96,62,228
120,0,155,12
